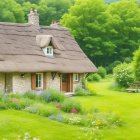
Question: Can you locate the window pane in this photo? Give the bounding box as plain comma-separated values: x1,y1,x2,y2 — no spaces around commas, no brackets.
47,48,49,54
36,73,43,88
74,74,79,81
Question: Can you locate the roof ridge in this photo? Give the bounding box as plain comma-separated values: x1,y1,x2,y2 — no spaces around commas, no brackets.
0,22,31,27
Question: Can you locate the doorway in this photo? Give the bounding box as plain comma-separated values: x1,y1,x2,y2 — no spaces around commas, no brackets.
61,73,73,92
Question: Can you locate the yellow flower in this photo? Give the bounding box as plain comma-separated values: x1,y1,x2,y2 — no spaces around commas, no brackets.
87,83,95,93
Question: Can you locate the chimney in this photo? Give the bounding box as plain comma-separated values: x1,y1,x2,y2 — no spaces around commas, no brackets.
50,21,62,29
28,9,39,27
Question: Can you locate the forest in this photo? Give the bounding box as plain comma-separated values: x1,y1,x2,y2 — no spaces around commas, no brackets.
1,0,140,72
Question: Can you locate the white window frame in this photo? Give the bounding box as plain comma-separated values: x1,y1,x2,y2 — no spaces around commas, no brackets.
43,46,53,56
73,73,79,82
36,73,43,89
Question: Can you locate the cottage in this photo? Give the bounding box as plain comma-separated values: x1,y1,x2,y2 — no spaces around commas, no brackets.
0,9,97,93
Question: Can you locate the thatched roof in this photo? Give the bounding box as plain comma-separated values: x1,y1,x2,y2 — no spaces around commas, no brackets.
0,22,97,73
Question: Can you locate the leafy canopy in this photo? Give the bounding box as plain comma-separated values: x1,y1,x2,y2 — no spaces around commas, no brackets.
61,0,140,66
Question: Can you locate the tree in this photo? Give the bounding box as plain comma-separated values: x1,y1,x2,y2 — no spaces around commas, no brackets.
133,47,140,81
61,0,140,66
106,0,140,62
38,0,73,25
0,0,25,23
61,0,116,66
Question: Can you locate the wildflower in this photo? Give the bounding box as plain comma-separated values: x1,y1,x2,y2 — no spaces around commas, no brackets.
56,104,61,109
45,92,51,102
56,113,64,122
70,108,78,113
48,115,55,120
10,98,20,103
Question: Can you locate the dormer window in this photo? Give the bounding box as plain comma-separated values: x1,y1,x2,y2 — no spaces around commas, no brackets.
43,46,53,56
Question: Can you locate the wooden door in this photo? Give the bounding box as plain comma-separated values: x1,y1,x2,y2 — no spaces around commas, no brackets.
61,73,73,92
62,73,68,92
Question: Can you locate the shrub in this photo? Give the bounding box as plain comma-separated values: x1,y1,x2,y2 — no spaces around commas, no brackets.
25,103,58,117
98,66,107,78
75,84,96,96
75,87,90,96
87,83,96,95
63,112,123,128
87,73,101,82
106,60,122,73
113,63,134,87
23,91,38,100
133,47,140,81
41,89,65,103
38,106,58,117
124,57,132,63
0,95,32,110
61,99,81,113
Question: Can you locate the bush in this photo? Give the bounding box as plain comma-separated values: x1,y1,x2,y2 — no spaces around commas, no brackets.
23,89,65,103
75,87,90,96
61,99,81,113
25,103,58,117
133,48,140,81
87,83,96,95
98,66,107,78
63,112,123,128
23,91,38,100
87,73,101,82
75,83,96,96
113,63,134,87
124,57,132,63
106,61,122,73
39,106,58,117
41,89,65,103
0,95,32,110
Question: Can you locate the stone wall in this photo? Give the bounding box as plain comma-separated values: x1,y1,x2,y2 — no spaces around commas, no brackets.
0,73,5,92
46,72,60,91
12,73,31,93
0,72,84,93
5,73,13,92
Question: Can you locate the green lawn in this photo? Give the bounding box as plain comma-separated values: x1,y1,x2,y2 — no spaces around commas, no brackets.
75,78,140,140
0,110,86,140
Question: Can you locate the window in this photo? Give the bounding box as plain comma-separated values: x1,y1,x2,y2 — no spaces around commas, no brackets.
73,74,79,82
36,73,43,89
43,46,53,56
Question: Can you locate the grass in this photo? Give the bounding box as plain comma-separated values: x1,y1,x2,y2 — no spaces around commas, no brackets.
0,110,87,140
74,77,140,140
1,77,140,139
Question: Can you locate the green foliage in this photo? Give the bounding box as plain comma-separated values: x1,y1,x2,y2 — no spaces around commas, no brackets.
61,99,82,113
98,66,107,78
133,47,140,81
38,0,72,25
43,89,65,103
64,112,123,128
113,63,134,87
0,0,25,23
106,60,122,73
23,91,38,100
61,0,140,67
0,0,74,25
0,95,32,110
75,85,96,96
75,87,90,96
23,89,65,103
87,73,101,82
25,103,58,117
